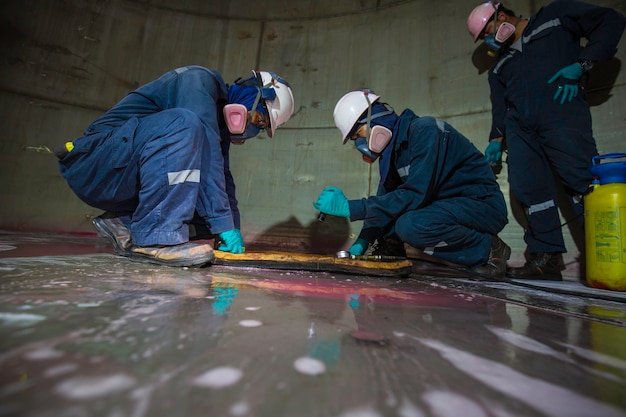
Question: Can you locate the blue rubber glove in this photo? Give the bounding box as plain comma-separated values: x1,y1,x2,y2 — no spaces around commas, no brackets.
313,186,350,218
484,140,502,165
548,63,583,104
349,238,369,256
218,228,245,253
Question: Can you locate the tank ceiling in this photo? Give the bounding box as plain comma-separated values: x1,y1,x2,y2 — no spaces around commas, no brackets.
142,0,414,20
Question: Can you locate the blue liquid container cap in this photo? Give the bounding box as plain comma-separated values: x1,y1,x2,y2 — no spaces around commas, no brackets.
589,153,626,185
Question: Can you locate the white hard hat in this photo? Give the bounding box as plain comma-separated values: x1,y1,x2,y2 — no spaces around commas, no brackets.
255,71,295,138
333,90,380,144
467,2,498,42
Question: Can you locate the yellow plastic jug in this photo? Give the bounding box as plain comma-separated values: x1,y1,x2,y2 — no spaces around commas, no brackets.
584,153,626,291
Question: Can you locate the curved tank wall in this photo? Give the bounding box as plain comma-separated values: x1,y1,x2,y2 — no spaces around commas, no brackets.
0,0,625,276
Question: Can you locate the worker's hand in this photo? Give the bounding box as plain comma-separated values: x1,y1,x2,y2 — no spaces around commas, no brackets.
349,238,369,256
217,229,245,254
313,187,350,218
484,140,502,165
548,63,583,104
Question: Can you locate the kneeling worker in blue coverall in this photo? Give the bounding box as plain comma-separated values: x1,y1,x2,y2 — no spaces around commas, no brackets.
56,66,294,267
314,90,510,279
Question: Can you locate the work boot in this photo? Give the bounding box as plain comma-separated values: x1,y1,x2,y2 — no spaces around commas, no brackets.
128,242,215,267
92,213,132,256
472,235,511,280
369,238,407,257
506,252,565,281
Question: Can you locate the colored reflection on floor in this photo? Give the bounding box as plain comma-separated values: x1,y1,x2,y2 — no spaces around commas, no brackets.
1,232,625,417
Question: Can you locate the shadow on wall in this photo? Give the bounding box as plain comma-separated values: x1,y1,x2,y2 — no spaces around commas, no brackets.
584,58,621,107
249,215,351,255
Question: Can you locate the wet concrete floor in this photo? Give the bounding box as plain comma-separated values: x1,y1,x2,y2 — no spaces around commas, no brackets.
1,231,625,417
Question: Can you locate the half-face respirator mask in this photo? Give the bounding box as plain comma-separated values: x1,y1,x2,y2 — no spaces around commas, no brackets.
224,75,278,143
354,125,392,163
351,93,394,163
223,103,263,141
484,11,516,55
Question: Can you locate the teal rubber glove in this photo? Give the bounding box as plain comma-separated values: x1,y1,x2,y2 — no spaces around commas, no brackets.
313,186,350,218
548,63,583,104
484,140,502,165
218,229,245,254
349,238,369,256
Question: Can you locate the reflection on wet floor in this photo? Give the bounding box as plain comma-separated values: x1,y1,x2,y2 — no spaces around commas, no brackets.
0,232,625,417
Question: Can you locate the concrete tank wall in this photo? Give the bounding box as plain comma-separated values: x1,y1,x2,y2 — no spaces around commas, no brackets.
1,0,625,273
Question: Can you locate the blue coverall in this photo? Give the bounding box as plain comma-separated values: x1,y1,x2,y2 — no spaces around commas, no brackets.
58,66,239,247
488,0,625,253
349,110,509,267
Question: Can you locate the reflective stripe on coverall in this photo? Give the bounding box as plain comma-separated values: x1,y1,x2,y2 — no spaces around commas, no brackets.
349,110,509,268
488,0,626,253
59,66,238,246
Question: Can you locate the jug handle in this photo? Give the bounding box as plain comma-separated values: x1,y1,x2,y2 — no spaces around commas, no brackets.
592,153,626,165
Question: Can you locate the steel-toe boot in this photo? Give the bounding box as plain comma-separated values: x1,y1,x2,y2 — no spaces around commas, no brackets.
128,242,214,267
472,235,511,279
507,252,565,281
93,213,214,267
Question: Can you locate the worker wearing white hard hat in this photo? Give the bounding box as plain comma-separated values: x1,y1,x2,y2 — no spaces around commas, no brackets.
314,89,511,280
56,66,295,267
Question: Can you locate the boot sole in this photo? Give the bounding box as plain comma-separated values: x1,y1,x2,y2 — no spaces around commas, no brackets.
507,273,563,282
506,264,563,281
127,249,215,268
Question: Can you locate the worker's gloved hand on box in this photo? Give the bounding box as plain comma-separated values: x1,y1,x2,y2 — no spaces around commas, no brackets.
484,140,502,166
349,238,369,256
218,228,245,254
548,63,583,104
313,186,350,218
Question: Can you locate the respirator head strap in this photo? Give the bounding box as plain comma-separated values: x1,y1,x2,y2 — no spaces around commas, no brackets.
364,91,373,142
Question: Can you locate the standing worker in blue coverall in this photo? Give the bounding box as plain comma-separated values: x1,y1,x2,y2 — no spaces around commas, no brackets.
313,90,511,279
56,66,295,267
467,0,625,280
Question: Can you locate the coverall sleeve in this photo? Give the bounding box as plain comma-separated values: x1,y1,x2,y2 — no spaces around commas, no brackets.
349,120,444,242
221,138,241,229
559,0,626,61
348,172,398,243
488,70,507,141
352,171,401,243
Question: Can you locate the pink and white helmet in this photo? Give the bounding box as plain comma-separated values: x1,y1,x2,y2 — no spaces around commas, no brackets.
467,2,498,42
